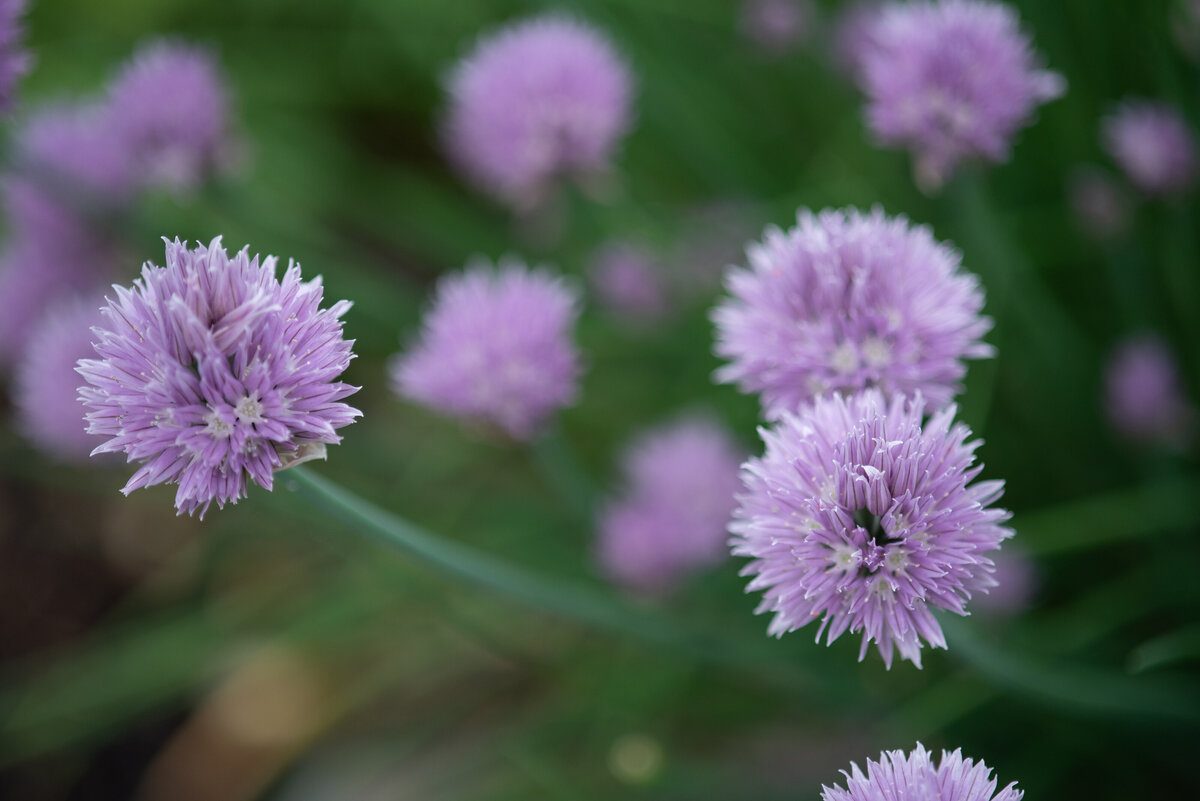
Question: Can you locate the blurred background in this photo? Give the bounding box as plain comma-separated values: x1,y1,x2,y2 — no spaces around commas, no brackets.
1,0,1199,798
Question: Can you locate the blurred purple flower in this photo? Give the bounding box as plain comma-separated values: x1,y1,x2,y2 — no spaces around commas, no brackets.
107,39,237,193
713,207,992,420
14,294,107,463
597,414,744,593
830,0,883,83
1105,335,1195,445
740,0,813,54
1102,99,1198,196
5,101,134,249
0,0,30,114
822,743,1022,801
588,241,667,323
732,390,1013,668
78,237,361,517
391,258,582,440
860,0,1064,190
1067,165,1131,240
0,240,89,367
443,15,634,209
0,103,133,368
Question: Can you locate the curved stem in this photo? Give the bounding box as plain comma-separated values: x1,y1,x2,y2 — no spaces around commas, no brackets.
282,466,811,687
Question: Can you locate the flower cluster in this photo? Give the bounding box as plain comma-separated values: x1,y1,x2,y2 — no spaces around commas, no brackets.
859,0,1064,189
597,414,744,593
821,743,1022,801
713,207,992,420
78,238,360,516
443,15,633,208
731,390,1012,667
391,259,582,440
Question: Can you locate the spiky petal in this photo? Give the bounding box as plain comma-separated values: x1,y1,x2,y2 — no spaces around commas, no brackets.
731,390,1013,668
822,743,1023,801
78,237,361,517
713,206,992,420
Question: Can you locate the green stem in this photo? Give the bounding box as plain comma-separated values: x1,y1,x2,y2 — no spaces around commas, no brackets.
530,425,596,524
282,467,812,688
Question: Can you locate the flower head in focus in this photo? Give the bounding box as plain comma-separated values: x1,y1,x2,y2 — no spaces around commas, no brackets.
821,743,1022,801
1102,99,1198,196
78,237,361,517
597,414,744,593
107,39,238,193
731,390,1013,667
588,241,668,324
713,207,992,420
14,294,108,464
0,0,31,114
391,258,582,440
1105,335,1195,445
443,15,633,209
860,0,1064,190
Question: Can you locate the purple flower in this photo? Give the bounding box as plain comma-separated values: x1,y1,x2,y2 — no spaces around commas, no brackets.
5,102,134,251
77,237,361,517
1104,335,1195,445
443,15,634,208
0,104,133,368
830,1,883,83
713,207,992,420
14,294,107,463
731,390,1013,668
588,241,668,323
821,743,1022,801
107,39,237,193
0,240,96,367
860,0,1064,190
1067,165,1131,240
1101,99,1198,196
597,414,744,593
391,258,582,440
0,0,30,114
740,0,813,54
